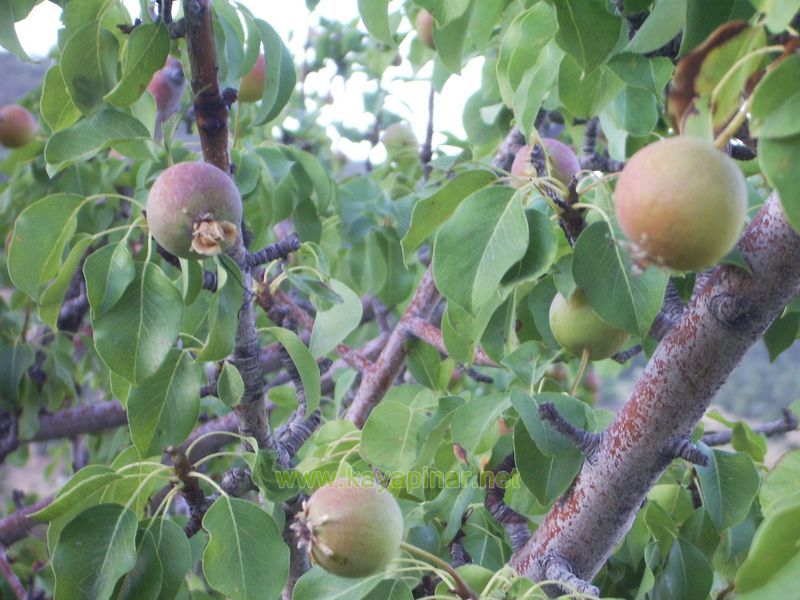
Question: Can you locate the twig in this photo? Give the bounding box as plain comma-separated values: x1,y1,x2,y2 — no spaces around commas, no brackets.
484,455,530,552
421,82,435,180
0,496,54,547
245,235,301,268
579,117,624,173
492,127,525,172
0,545,26,600
539,403,602,461
403,315,496,367
168,446,210,537
702,408,798,446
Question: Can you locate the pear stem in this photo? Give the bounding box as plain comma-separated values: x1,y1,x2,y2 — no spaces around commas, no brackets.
569,348,591,397
398,541,478,599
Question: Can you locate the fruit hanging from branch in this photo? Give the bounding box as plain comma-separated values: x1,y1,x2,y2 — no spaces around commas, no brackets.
146,161,242,259
147,55,186,136
549,289,630,361
238,54,266,103
0,104,38,148
415,9,435,49
292,479,404,578
614,136,747,272
511,138,580,188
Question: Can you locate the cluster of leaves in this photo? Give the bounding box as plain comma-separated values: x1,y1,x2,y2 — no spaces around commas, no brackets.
0,0,799,599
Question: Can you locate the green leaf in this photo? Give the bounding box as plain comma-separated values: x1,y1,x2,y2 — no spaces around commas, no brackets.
559,55,624,118
513,419,581,506
117,528,162,600
309,279,363,358
496,3,557,108
202,497,289,600
694,24,766,130
60,19,120,114
94,262,183,384
401,170,495,263
604,86,659,137
0,340,35,405
512,391,593,456
217,362,245,408
32,466,121,522
45,108,152,175
292,566,383,600
251,18,297,125
501,208,558,286
451,394,511,457
760,134,800,235
697,449,760,531
8,193,85,301
39,234,93,330
625,0,686,54
750,0,800,32
431,1,474,74
196,258,242,361
267,327,321,413
750,53,800,139
84,241,136,316
40,65,81,132
572,220,669,336
512,41,564,135
679,0,755,56
551,0,623,74
735,500,800,598
361,401,425,472
653,538,713,600
52,504,139,600
144,519,191,600
433,187,528,314
0,0,33,62
105,23,170,107
358,0,394,46
127,349,201,457
759,449,800,518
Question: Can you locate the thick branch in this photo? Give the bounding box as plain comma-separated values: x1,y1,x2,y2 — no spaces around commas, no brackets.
347,268,440,427
183,0,229,173
702,408,798,446
0,496,53,547
510,194,800,586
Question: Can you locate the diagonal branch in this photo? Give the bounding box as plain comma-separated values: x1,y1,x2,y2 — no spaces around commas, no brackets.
510,193,800,586
347,268,440,427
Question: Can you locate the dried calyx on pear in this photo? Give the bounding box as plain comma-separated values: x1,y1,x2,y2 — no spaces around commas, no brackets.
146,161,242,259
292,478,404,578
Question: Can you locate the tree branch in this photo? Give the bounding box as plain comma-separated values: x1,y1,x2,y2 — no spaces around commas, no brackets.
0,496,53,547
0,545,27,600
183,0,229,173
403,315,496,367
702,408,798,446
510,193,800,586
346,268,440,427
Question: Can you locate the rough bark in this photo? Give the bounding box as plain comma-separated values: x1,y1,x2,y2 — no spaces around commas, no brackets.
346,268,440,427
510,193,800,585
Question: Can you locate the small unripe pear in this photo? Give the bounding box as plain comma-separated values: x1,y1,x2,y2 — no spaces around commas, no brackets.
510,139,580,189
146,162,242,259
293,479,404,578
0,105,38,148
148,56,186,137
549,289,629,360
382,122,418,151
238,54,266,103
614,136,747,271
415,10,435,49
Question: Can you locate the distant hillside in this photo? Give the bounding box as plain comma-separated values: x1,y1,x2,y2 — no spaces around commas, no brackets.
0,51,49,106
600,338,800,420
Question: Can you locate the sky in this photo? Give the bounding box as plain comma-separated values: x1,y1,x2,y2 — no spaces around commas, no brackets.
10,0,481,161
